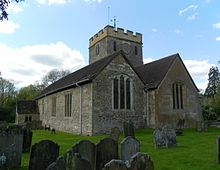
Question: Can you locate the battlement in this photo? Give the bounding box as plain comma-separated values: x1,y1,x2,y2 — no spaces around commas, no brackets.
89,25,142,48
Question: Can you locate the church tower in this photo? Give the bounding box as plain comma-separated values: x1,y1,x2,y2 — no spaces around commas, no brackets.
89,25,143,67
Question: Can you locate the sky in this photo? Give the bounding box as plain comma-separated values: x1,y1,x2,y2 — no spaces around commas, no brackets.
0,0,220,92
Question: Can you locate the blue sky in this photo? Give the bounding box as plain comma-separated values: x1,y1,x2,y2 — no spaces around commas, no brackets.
0,0,220,91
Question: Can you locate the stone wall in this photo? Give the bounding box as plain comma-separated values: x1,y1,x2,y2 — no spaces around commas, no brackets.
92,53,145,134
38,83,93,135
16,114,40,124
155,57,203,128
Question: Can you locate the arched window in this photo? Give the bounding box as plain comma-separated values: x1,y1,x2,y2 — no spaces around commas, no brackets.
25,116,28,122
172,83,183,109
29,116,32,122
113,75,132,110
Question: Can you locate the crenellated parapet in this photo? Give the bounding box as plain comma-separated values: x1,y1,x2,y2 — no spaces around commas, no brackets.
89,25,142,48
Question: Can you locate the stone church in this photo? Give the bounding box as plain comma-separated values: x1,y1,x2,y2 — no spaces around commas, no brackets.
35,25,203,135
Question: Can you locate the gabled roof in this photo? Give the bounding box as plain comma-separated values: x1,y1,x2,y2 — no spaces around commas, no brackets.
36,51,126,99
17,100,39,114
135,53,199,91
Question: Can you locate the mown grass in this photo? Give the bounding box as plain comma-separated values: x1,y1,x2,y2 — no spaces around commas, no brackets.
18,128,220,170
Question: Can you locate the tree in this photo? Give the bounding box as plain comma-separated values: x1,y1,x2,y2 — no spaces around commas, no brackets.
204,66,220,97
42,69,70,87
17,84,44,100
0,0,24,21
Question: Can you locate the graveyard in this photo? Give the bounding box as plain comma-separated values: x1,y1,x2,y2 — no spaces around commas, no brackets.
9,127,220,170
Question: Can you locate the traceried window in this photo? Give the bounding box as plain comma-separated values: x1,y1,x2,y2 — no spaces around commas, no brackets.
113,75,132,110
172,83,183,109
65,93,72,117
51,97,56,117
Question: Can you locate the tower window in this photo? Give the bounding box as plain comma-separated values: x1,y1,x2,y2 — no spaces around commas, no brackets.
172,83,183,109
113,75,132,110
96,44,99,55
135,46,138,55
113,41,117,51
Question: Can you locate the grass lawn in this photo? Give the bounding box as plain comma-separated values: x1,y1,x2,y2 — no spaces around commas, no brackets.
18,128,220,170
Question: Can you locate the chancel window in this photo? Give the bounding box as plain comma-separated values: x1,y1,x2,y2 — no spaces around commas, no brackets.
65,93,72,117
51,97,56,117
113,75,132,109
172,83,183,109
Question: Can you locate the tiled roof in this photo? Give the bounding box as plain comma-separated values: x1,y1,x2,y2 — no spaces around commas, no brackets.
135,53,178,90
36,51,122,99
17,100,39,114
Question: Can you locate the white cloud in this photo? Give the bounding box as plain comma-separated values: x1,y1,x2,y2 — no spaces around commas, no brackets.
143,57,154,64
213,22,220,29
187,13,197,21
7,4,23,13
216,36,220,41
179,5,198,16
174,29,183,35
0,20,20,34
0,42,85,87
151,28,157,32
37,0,67,5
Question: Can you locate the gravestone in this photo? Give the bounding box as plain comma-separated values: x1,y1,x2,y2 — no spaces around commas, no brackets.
162,125,176,148
22,127,33,153
120,136,140,162
128,152,154,170
217,136,220,164
63,149,73,170
96,138,118,170
110,127,121,142
0,125,23,169
153,129,166,149
46,156,65,170
72,153,92,170
72,140,96,170
123,121,135,138
103,159,127,170
29,140,59,170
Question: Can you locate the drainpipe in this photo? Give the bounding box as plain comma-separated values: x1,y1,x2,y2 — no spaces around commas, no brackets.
76,82,83,135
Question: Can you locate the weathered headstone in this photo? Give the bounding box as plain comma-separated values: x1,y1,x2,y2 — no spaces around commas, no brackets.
110,127,121,142
0,125,23,169
64,149,73,170
46,156,65,170
29,140,59,170
72,140,96,170
123,121,135,138
22,127,33,153
103,159,127,170
217,136,220,164
120,136,140,162
162,125,176,148
72,153,92,170
96,138,118,170
128,152,154,170
153,129,166,149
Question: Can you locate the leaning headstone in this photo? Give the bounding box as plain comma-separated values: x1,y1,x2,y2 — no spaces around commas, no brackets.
29,140,59,170
217,136,220,164
103,159,127,170
63,149,73,170
22,128,33,153
72,140,96,170
162,125,176,148
120,136,140,162
0,125,23,169
123,121,135,138
72,153,92,170
128,152,154,170
153,129,166,148
110,127,121,142
46,156,65,170
96,138,118,170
